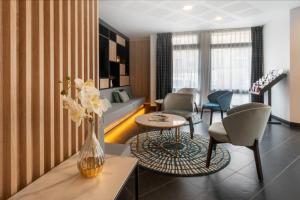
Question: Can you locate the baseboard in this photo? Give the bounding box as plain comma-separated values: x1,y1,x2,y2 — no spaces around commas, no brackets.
271,115,300,128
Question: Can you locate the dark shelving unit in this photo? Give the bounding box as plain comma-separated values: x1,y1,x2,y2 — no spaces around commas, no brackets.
99,20,130,89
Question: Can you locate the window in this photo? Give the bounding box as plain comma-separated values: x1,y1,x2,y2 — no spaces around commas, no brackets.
172,33,199,91
210,29,252,105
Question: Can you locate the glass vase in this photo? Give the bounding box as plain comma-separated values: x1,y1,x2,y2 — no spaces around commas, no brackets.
77,120,105,178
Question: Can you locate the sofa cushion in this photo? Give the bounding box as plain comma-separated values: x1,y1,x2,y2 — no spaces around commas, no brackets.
118,90,130,102
100,86,133,103
103,97,145,127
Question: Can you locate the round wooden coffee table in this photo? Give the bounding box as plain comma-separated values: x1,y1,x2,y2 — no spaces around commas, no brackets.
135,113,186,157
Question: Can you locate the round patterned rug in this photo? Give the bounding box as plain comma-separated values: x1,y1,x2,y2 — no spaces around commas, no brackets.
128,130,230,176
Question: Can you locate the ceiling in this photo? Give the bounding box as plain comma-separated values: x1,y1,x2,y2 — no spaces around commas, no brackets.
99,0,300,38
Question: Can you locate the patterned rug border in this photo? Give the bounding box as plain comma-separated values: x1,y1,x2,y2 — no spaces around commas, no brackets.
127,131,231,177
137,158,231,177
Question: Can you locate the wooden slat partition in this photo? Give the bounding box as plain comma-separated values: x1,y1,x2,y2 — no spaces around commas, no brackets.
0,0,99,199
0,0,3,198
130,38,151,101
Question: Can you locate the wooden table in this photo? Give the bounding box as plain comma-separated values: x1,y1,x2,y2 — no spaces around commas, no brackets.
9,154,139,200
135,113,186,157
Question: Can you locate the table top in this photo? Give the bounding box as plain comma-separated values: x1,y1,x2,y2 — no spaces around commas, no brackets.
135,112,186,128
9,154,138,200
154,99,163,104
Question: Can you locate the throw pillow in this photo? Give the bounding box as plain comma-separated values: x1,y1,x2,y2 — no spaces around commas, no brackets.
118,90,130,103
125,90,133,99
119,88,133,99
112,91,121,103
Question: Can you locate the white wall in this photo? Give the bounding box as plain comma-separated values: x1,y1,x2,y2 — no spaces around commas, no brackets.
290,7,300,123
264,12,291,121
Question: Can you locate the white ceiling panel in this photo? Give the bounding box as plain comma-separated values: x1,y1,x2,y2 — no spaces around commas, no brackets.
99,0,300,38
223,2,253,13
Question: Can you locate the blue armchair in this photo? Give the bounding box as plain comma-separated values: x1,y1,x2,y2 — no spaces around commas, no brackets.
201,90,233,125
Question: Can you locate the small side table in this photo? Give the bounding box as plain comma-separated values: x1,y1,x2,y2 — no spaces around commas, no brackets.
154,99,163,111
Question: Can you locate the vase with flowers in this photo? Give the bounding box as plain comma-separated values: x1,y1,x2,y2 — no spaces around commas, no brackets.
60,76,108,178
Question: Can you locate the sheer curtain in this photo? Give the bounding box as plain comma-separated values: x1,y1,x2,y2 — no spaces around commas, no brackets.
172,33,199,92
172,32,211,105
210,29,252,105
171,29,252,106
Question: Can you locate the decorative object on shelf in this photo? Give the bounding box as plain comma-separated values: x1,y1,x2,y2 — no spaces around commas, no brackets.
250,69,285,94
60,76,108,178
249,69,287,125
78,120,104,178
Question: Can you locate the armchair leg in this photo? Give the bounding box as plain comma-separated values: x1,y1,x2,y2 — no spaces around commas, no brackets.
206,137,214,168
194,102,199,113
188,117,194,139
201,108,204,119
253,140,264,181
221,110,224,119
213,143,217,151
210,110,213,125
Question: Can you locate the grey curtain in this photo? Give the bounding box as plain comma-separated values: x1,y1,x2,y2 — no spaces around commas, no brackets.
251,26,264,103
156,33,173,99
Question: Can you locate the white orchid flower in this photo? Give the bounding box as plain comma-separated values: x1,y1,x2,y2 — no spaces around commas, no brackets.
78,81,108,117
63,96,86,126
83,79,95,88
74,78,84,89
61,78,108,124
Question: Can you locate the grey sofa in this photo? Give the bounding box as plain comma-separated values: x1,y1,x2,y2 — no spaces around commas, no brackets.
100,86,145,129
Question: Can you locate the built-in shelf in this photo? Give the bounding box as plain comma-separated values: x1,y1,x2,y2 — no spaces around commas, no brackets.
99,21,130,89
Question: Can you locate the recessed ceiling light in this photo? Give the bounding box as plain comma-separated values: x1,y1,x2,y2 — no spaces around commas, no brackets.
183,5,193,11
214,16,223,21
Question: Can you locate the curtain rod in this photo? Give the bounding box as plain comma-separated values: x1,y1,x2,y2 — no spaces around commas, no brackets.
172,25,263,35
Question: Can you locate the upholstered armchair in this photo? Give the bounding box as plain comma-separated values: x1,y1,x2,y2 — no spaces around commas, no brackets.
206,103,271,181
177,88,199,113
201,90,233,124
162,93,195,139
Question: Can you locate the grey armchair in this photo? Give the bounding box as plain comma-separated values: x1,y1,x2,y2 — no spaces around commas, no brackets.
177,88,199,113
206,103,271,181
162,93,194,139
201,90,233,125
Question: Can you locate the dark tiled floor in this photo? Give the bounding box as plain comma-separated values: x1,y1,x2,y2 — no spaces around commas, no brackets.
114,111,300,200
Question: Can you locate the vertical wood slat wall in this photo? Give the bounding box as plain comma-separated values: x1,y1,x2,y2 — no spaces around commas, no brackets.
0,0,99,199
130,39,151,101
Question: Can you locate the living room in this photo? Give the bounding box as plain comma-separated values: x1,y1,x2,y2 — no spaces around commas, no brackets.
1,0,300,200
